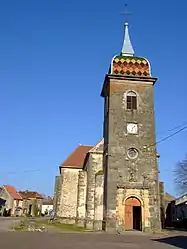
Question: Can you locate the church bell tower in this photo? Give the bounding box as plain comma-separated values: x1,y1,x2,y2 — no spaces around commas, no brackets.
101,21,161,233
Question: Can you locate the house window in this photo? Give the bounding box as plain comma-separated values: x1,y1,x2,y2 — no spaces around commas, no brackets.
127,91,137,110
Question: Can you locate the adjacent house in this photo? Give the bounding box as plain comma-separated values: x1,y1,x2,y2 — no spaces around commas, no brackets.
165,194,187,228
0,185,23,216
0,194,6,216
41,198,54,215
0,185,50,217
19,191,43,216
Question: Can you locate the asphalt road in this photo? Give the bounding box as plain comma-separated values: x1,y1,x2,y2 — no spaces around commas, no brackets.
0,217,48,231
0,232,186,249
0,217,21,231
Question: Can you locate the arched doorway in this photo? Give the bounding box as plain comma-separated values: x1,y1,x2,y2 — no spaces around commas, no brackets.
125,197,142,231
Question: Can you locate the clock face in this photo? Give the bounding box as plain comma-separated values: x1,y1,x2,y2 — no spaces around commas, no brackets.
127,123,138,134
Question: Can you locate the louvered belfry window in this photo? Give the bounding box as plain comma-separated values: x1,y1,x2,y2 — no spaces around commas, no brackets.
127,91,137,110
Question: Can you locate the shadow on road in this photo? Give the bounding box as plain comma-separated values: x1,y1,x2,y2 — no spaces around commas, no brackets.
152,236,187,249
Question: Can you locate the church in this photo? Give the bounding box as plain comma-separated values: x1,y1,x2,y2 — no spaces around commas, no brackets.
54,20,164,233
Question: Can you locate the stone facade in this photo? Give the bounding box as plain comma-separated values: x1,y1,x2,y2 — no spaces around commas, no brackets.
56,140,104,229
85,141,104,230
116,188,150,232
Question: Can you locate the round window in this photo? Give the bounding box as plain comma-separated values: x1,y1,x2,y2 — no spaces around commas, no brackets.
127,148,139,159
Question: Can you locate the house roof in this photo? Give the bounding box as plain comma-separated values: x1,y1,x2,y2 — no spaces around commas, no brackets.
43,199,54,205
60,145,93,169
19,191,43,199
4,185,22,200
164,192,175,202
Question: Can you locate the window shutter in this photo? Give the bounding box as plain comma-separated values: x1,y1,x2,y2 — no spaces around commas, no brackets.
132,96,137,110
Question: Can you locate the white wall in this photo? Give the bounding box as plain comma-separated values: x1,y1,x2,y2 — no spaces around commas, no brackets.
42,204,53,215
60,168,80,219
0,188,13,212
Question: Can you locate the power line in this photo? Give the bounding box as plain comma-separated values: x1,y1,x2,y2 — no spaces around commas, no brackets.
0,168,43,175
147,124,187,148
0,167,58,176
157,121,187,136
1,122,187,176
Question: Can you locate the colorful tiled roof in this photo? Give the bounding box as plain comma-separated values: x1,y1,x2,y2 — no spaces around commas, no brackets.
4,185,22,200
19,191,43,199
111,55,151,77
60,145,93,169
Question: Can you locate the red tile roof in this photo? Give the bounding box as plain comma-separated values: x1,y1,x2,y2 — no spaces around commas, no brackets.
43,198,54,205
60,145,93,169
19,191,43,199
4,185,22,200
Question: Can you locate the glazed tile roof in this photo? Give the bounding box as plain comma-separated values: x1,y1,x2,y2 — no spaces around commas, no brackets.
111,55,150,77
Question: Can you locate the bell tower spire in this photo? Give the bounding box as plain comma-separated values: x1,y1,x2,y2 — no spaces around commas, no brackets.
101,6,161,234
121,4,134,56
121,22,134,56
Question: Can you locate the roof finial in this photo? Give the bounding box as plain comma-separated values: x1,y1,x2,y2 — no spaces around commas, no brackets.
121,4,134,56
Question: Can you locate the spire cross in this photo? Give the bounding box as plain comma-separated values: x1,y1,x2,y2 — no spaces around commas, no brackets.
121,4,134,56
121,4,132,23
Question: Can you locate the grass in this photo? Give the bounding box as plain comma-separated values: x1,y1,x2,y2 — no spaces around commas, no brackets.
37,220,89,232
95,170,104,175
13,225,24,231
12,219,28,231
13,218,90,232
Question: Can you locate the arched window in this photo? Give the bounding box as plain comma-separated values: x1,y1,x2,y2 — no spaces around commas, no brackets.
126,91,137,110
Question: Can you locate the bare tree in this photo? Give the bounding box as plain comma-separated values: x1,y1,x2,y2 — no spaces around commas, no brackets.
174,154,187,195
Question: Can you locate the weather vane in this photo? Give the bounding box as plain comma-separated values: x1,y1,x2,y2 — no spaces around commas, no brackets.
121,4,132,23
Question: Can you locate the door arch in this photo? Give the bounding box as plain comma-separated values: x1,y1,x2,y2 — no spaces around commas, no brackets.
125,196,142,231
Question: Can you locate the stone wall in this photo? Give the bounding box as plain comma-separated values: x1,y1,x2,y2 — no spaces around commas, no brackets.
159,182,165,228
86,151,103,229
59,168,80,223
76,171,87,227
102,75,161,233
54,175,62,217
94,174,104,230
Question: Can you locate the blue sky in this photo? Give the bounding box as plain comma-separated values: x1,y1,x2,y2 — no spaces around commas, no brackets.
0,0,186,196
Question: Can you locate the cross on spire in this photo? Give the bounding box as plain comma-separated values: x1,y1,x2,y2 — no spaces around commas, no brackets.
121,4,132,23
121,4,134,56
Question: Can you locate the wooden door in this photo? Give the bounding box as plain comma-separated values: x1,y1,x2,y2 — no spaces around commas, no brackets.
125,204,133,230
125,197,141,230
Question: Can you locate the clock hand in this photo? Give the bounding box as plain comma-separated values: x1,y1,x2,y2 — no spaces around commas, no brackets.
132,125,136,132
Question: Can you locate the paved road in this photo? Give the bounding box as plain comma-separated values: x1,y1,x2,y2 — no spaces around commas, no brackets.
0,217,48,231
0,217,21,231
0,232,186,249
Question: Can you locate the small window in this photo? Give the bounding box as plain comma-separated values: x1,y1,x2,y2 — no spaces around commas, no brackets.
126,91,137,110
